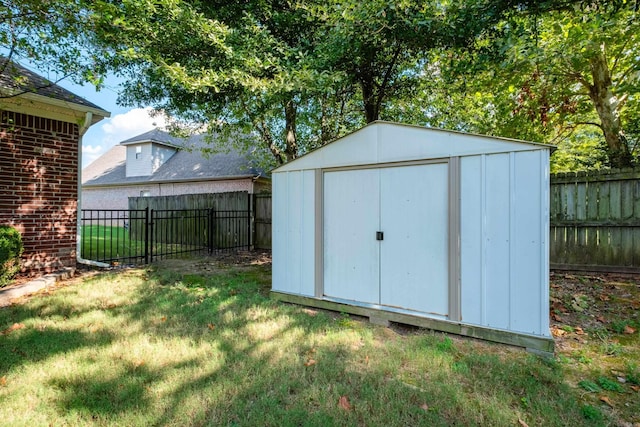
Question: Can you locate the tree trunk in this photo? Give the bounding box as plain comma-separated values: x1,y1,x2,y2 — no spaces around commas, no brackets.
361,78,379,123
283,98,298,162
588,48,632,168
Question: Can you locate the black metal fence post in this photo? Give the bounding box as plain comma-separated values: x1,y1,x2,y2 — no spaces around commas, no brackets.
247,193,253,251
208,208,214,254
149,209,154,263
144,207,150,264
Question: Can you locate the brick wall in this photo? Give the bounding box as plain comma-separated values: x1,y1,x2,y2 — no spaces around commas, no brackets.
0,110,79,275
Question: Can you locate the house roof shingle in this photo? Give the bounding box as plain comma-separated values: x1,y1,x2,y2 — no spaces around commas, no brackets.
0,58,107,113
120,128,187,147
82,130,267,186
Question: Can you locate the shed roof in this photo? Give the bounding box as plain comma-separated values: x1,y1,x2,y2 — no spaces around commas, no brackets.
274,121,553,173
82,130,267,187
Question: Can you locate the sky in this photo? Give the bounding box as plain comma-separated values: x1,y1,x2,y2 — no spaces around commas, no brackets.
56,75,167,168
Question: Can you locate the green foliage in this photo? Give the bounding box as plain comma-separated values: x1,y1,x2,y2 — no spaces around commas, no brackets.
6,0,636,170
625,362,640,385
0,225,23,287
0,0,105,87
434,2,640,169
596,376,623,393
577,379,601,393
580,404,603,422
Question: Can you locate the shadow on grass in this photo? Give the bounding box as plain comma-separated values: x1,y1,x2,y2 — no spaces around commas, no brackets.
0,263,608,426
0,295,115,377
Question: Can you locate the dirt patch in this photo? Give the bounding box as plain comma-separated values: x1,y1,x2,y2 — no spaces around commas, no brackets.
549,271,640,427
549,271,640,349
152,251,272,276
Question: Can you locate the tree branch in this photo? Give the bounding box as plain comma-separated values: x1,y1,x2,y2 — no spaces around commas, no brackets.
374,44,402,116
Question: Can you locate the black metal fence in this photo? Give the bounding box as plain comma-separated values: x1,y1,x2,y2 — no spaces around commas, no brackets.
80,207,251,265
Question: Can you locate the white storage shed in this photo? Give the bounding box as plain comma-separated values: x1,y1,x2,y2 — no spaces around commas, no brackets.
271,121,554,353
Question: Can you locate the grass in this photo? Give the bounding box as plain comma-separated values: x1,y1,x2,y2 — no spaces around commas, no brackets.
81,225,146,263
0,260,631,426
80,226,206,264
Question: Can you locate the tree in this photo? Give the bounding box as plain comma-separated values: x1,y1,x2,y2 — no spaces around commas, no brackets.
0,0,105,92
11,0,596,168
432,1,640,168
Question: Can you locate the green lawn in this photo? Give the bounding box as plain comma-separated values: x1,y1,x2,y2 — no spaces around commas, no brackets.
80,225,206,264
81,225,146,263
0,259,631,426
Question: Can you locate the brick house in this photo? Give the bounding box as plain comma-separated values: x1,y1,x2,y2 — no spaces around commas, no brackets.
82,129,270,210
0,60,109,275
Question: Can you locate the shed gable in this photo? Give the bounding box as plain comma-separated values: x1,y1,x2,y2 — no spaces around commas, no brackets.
275,121,550,172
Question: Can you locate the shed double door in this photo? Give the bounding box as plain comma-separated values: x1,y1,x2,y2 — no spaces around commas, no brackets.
323,163,449,316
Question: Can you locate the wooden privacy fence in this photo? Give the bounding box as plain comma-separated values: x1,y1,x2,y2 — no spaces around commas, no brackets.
129,192,272,250
550,168,640,273
254,193,272,250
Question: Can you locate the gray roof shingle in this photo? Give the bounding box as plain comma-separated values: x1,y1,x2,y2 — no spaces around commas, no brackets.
82,130,267,186
120,128,186,147
0,58,107,112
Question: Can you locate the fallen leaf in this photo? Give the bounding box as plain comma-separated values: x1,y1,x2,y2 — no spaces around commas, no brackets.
623,325,636,334
420,404,429,411
0,376,6,386
338,395,351,411
518,419,529,427
1,323,25,335
599,396,614,407
551,327,566,337
304,359,317,367
630,385,639,392
133,360,145,368
575,327,584,335
596,316,606,323
207,323,215,330
161,316,167,322
598,294,610,301
551,313,563,322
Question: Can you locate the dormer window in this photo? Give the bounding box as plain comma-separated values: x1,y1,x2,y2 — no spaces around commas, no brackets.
135,146,142,159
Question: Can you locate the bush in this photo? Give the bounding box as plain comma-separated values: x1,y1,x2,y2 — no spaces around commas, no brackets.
0,225,23,287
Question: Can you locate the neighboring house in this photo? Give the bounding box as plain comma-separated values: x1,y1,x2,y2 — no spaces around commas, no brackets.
0,59,109,275
81,129,270,210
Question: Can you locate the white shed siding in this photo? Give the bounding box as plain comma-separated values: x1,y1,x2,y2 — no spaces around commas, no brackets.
460,150,550,336
272,170,316,296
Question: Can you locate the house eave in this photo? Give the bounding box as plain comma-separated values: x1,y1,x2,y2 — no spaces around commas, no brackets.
120,139,180,149
0,91,110,125
82,174,268,188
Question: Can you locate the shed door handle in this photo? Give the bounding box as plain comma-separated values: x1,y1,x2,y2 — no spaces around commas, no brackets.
376,231,384,241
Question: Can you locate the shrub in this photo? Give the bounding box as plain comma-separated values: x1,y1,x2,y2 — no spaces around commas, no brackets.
0,225,23,287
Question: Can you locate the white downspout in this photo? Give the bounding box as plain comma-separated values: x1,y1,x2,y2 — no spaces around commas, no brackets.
77,112,109,267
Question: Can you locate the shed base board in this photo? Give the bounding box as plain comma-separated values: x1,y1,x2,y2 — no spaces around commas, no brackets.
271,291,555,355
